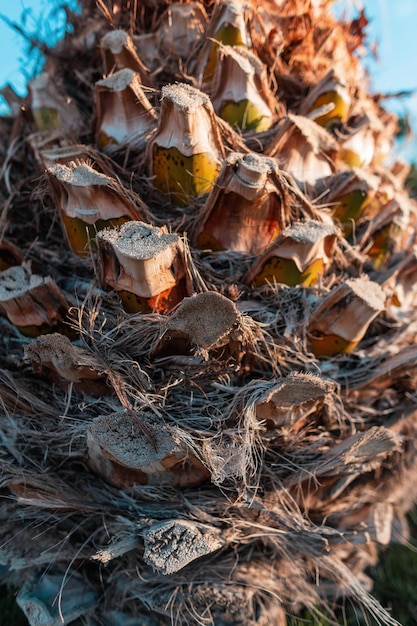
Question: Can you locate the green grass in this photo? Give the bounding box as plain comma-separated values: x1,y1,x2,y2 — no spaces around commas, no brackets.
287,516,417,626
371,533,417,626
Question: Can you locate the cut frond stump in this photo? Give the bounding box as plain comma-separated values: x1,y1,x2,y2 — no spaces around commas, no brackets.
364,196,412,269
94,68,157,152
254,372,334,429
46,161,149,256
334,502,394,546
86,411,210,488
307,277,386,356
193,0,252,86
387,250,417,310
211,45,280,132
156,2,208,60
100,30,152,86
96,221,190,313
0,266,70,337
245,220,337,287
143,520,227,575
194,152,284,253
152,291,248,361
38,143,117,174
338,114,376,168
24,333,108,392
28,71,83,134
315,169,378,235
148,83,225,203
312,426,400,478
302,69,351,129
265,113,338,187
194,152,318,253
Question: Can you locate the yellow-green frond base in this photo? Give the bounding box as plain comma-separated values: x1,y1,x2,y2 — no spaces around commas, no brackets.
252,257,324,288
152,145,220,205
308,332,359,357
311,91,350,128
32,107,60,131
204,25,247,83
220,99,273,132
332,189,368,235
61,214,130,257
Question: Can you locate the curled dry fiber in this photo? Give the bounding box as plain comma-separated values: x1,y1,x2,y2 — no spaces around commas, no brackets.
1,1,417,625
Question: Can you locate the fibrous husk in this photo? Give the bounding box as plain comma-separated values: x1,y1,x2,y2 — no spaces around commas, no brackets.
264,0,364,87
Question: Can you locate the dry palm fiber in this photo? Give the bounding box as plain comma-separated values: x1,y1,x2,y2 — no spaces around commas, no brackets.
1,1,417,625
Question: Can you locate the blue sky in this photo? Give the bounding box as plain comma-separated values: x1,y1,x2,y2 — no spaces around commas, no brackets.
336,0,417,159
0,0,76,101
0,0,416,155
